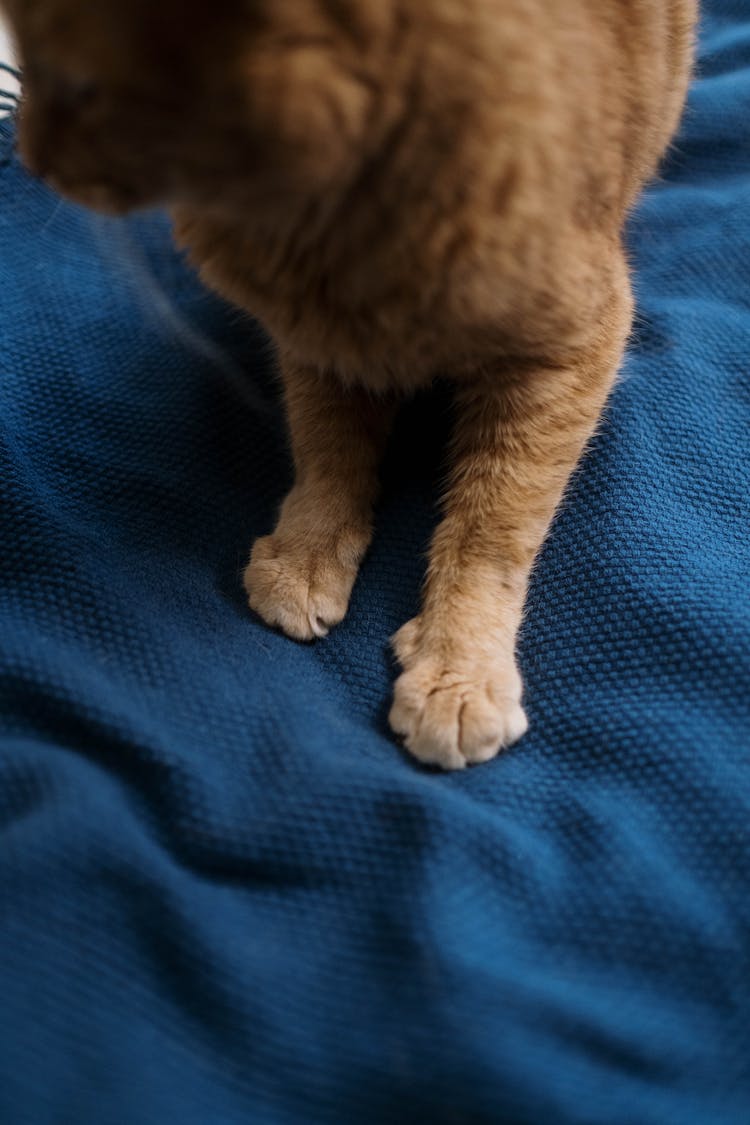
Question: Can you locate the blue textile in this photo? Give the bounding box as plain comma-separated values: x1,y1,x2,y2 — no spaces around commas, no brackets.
1,5,750,1122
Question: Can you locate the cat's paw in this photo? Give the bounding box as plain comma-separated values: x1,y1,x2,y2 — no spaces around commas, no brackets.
244,532,361,642
389,619,528,770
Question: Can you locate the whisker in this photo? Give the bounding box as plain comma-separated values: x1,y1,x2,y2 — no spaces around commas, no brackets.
89,213,275,418
38,195,65,234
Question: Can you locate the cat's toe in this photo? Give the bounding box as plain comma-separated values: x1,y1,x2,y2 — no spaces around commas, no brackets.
389,658,527,770
244,534,355,642
391,616,422,665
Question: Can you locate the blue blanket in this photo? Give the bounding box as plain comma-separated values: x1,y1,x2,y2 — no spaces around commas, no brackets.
1,6,749,1123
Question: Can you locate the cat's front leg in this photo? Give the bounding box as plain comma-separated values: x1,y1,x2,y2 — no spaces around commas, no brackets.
391,281,633,769
245,363,395,640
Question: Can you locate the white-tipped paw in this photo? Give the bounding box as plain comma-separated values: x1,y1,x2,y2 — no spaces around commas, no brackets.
390,618,528,770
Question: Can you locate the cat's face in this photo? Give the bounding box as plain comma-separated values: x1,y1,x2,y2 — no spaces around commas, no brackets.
4,0,387,214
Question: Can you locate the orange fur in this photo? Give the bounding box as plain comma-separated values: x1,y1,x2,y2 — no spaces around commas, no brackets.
6,0,697,767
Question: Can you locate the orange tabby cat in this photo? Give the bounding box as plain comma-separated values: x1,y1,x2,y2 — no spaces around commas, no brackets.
5,0,696,768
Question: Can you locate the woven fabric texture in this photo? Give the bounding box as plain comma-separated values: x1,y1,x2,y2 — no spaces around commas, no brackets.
1,4,749,1123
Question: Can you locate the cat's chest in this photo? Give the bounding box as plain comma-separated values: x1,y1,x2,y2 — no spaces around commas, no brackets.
177,213,455,392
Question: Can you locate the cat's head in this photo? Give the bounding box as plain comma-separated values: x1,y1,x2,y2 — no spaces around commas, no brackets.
4,0,395,214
